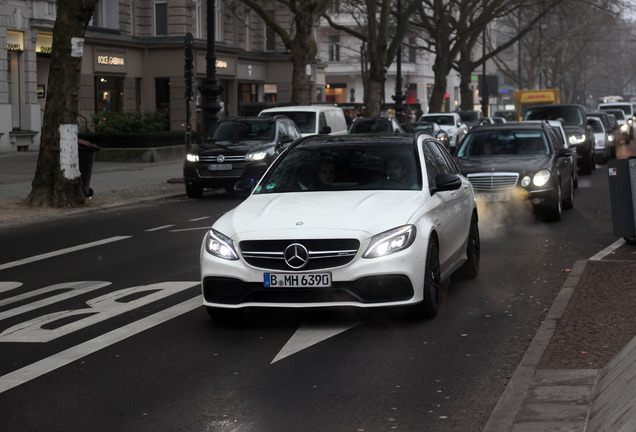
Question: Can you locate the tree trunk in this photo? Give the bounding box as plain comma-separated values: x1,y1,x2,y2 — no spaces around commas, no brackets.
289,22,315,105
429,54,450,113
457,54,475,110
27,0,98,208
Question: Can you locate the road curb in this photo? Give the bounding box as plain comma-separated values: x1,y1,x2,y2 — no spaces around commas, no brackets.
482,259,588,432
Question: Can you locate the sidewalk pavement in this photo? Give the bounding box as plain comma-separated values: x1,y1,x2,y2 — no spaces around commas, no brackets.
1,151,636,432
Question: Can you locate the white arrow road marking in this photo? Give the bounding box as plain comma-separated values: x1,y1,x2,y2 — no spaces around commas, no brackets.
0,282,22,294
0,236,131,271
272,321,361,364
0,295,201,395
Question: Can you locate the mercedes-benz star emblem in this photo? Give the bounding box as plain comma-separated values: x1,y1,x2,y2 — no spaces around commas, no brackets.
284,243,309,270
217,155,225,163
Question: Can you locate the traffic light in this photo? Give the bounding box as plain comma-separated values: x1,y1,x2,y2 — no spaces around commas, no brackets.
184,32,194,101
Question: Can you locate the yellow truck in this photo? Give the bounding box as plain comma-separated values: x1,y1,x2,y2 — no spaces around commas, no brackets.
515,89,561,120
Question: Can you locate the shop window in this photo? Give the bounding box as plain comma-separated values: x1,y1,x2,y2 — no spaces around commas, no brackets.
95,0,120,30
155,77,170,118
95,76,124,112
155,1,168,36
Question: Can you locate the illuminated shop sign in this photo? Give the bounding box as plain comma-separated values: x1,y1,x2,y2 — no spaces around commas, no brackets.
216,59,228,69
36,33,53,54
7,31,23,51
97,55,125,66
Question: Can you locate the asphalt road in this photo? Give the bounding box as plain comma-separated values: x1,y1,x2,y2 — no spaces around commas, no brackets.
0,148,626,431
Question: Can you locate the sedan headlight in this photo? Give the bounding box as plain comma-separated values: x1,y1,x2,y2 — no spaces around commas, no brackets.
245,151,268,161
621,124,628,132
568,134,586,145
363,225,416,258
205,229,239,260
186,153,199,162
607,134,615,142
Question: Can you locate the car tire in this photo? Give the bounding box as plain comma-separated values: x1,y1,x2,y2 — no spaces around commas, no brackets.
563,176,574,210
411,237,441,319
186,184,203,199
545,182,563,222
624,237,636,245
206,307,244,323
456,213,480,279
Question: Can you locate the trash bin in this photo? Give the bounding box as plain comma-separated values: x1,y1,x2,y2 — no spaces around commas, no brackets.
78,138,100,198
607,157,636,244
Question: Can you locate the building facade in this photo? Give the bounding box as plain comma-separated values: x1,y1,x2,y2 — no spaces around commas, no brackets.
0,0,325,153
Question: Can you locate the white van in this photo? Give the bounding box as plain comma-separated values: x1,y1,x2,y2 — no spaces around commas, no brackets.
259,105,348,137
599,102,635,138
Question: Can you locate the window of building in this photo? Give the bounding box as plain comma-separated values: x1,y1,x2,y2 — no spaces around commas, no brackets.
327,1,340,13
193,0,202,38
95,76,124,112
408,37,417,63
265,15,276,51
94,0,120,29
155,1,168,36
155,77,170,117
328,36,340,62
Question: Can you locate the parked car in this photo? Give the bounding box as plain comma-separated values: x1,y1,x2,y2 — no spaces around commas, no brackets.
418,112,468,151
259,105,348,137
602,109,630,143
587,111,618,159
348,117,405,134
523,120,578,188
523,104,595,175
200,133,480,321
598,102,635,138
587,116,611,165
183,116,301,198
455,122,575,221
400,121,450,148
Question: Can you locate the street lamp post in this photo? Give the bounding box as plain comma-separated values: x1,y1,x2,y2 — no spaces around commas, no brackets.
392,0,405,122
200,0,223,139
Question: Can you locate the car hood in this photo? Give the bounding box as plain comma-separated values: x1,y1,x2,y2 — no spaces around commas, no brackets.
456,155,553,175
213,191,426,240
562,125,585,135
197,141,271,155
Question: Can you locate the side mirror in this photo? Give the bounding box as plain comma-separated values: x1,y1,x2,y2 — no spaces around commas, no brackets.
234,177,256,199
558,148,573,157
430,173,462,195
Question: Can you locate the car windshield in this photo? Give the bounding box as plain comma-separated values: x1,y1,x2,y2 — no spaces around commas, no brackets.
422,115,454,126
589,119,604,133
412,122,435,133
601,104,632,116
262,111,316,134
524,106,585,127
254,140,422,194
605,109,626,120
212,119,275,142
349,119,392,133
457,130,550,157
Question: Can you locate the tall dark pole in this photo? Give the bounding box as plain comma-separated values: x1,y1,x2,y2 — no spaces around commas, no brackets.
201,0,223,140
480,10,488,117
392,0,405,122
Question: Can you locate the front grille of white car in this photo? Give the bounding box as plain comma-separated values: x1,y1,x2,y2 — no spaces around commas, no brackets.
467,172,519,192
240,239,360,271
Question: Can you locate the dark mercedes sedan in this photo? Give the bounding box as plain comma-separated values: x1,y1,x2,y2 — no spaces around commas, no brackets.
455,122,575,221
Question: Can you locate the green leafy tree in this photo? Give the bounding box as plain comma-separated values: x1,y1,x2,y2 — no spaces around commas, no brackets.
28,0,98,207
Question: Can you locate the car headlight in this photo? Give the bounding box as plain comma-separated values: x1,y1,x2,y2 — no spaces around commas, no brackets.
532,170,551,187
629,119,633,125
205,229,239,260
245,151,268,161
621,124,629,132
568,134,586,145
363,225,416,258
186,153,199,162
607,134,615,142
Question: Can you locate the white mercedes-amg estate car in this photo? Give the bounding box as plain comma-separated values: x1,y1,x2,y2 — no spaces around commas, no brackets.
200,133,480,321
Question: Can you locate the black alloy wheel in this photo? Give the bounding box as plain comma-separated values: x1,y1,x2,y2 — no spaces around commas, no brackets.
416,238,441,319
457,213,480,279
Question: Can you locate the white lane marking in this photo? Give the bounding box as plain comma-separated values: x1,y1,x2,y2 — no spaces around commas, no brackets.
145,224,176,232
0,282,22,294
0,281,111,319
272,321,361,364
189,216,211,222
590,238,626,261
0,236,131,271
0,296,201,394
1,282,199,342
170,227,210,232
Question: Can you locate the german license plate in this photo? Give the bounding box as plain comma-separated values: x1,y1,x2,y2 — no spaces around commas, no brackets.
476,193,510,202
264,272,332,288
208,163,232,171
